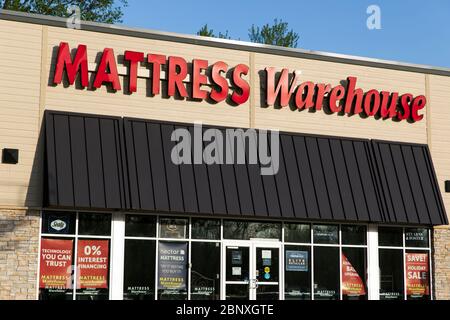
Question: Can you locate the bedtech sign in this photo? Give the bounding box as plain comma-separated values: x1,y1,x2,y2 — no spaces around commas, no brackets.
52,42,426,122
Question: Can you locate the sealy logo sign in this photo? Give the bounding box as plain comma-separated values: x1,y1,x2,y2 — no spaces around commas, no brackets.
52,42,426,123
50,219,67,231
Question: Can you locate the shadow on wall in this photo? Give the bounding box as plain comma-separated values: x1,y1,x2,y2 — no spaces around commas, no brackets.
0,214,39,251
24,115,46,210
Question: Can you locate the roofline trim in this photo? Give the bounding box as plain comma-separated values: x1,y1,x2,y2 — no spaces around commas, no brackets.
1,9,450,77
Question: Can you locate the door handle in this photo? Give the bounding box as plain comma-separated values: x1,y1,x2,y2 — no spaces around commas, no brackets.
249,279,259,289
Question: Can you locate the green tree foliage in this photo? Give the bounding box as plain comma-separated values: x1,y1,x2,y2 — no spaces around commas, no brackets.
0,0,128,24
197,23,231,39
197,24,215,37
248,18,299,47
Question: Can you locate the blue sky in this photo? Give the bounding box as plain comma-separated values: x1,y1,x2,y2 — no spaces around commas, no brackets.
121,0,450,68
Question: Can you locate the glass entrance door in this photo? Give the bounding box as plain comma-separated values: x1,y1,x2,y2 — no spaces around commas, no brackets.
223,241,281,300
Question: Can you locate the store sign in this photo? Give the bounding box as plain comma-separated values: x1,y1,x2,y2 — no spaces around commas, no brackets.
76,239,109,289
39,238,73,289
48,215,70,234
52,42,425,123
158,242,188,290
285,251,308,272
405,252,430,297
341,254,366,296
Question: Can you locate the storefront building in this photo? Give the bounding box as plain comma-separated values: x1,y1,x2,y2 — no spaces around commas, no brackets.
0,10,449,300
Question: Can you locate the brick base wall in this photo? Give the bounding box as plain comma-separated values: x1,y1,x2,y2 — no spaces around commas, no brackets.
0,209,40,300
433,226,450,300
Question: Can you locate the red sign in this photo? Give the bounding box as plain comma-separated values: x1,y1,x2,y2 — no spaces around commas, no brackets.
341,253,366,296
39,238,73,289
52,42,425,123
53,42,250,104
266,70,425,122
405,252,430,296
76,239,109,289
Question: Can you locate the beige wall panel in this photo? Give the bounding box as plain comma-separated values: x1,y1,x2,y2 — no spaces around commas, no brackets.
0,20,42,208
253,53,427,143
44,27,251,128
429,75,450,221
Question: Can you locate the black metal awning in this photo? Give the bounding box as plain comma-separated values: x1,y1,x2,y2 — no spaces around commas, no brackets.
44,110,448,226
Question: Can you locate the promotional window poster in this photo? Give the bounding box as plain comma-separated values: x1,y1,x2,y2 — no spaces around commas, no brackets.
341,254,366,296
405,252,430,297
158,242,188,290
285,251,308,272
76,239,109,289
39,238,73,289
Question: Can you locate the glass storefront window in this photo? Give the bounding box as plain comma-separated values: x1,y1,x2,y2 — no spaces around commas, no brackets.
40,212,432,301
191,242,221,300
405,228,429,248
284,223,310,243
191,219,221,240
39,212,111,301
123,240,156,300
313,224,339,244
223,220,281,240
78,213,112,236
378,227,403,247
159,218,188,239
379,249,404,300
125,215,156,237
342,225,366,245
313,246,340,300
226,246,250,282
284,245,311,300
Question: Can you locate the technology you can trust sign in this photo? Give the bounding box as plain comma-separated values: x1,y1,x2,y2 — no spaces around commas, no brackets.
52,42,426,123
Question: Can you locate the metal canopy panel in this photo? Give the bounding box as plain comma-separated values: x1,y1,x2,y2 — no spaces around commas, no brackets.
371,140,448,225
45,111,129,210
44,111,448,226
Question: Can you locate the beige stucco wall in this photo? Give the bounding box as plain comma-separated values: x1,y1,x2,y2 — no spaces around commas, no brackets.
0,18,449,300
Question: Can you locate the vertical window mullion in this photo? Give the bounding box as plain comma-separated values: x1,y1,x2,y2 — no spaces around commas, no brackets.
188,217,192,301
281,221,284,301
73,211,79,300
429,230,433,300
36,212,43,300
110,213,125,300
155,215,159,301
402,228,407,300
311,224,314,301
367,224,379,300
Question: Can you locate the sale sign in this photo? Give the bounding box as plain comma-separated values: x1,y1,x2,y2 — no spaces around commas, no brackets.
76,239,109,289
341,253,366,296
405,252,430,296
39,238,73,289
